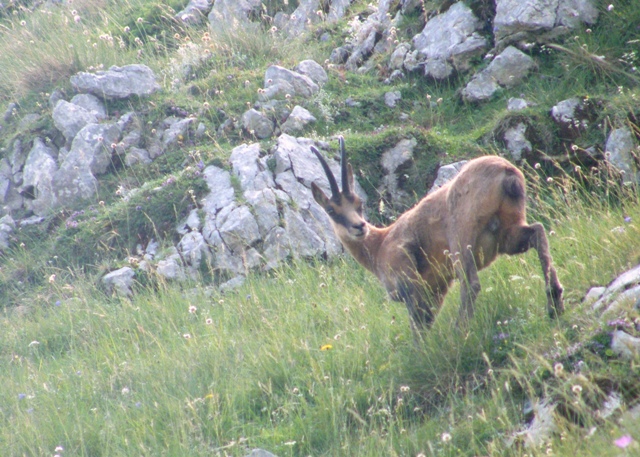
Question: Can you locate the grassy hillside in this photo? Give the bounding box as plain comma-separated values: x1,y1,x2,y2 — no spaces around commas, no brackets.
1,0,640,455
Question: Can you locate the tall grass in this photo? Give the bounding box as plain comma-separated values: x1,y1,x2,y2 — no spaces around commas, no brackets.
1,176,639,455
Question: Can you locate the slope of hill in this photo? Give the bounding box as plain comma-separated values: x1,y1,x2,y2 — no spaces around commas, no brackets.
1,0,639,455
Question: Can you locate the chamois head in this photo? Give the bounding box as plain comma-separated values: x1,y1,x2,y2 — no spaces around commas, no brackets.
310,137,367,240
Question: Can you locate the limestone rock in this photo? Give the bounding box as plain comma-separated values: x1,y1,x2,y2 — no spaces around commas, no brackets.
605,127,639,185
52,100,98,144
175,0,212,24
21,138,58,215
294,60,328,86
264,65,319,99
461,46,535,102
429,160,468,193
64,123,121,176
102,267,135,296
208,0,261,30
70,94,107,120
70,64,160,100
503,123,532,161
281,106,317,134
242,109,274,139
412,2,488,79
593,264,640,312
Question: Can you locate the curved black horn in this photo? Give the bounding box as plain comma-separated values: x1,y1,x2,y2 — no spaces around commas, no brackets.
310,146,340,198
339,136,351,196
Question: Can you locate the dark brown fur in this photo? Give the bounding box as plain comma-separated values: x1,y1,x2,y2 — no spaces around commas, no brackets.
311,138,564,333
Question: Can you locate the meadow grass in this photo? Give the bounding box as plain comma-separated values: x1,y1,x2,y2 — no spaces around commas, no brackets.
1,184,639,456
1,0,640,455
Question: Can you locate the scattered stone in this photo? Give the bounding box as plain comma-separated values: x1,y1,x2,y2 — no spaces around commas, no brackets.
52,100,98,144
70,64,160,100
0,214,15,252
507,97,532,111
156,255,186,281
65,123,121,176
70,94,107,120
208,0,261,30
461,46,535,102
102,267,135,296
511,399,557,448
242,109,275,139
162,117,194,147
21,138,58,215
264,65,319,99
413,2,488,79
384,91,402,108
125,147,152,167
175,0,212,24
380,138,416,206
494,0,598,48
584,286,606,305
592,264,640,312
294,60,328,86
219,275,246,293
605,127,639,184
611,330,640,360
503,123,532,161
429,160,468,193
280,106,317,134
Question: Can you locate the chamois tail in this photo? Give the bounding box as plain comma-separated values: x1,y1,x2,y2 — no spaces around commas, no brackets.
502,169,525,201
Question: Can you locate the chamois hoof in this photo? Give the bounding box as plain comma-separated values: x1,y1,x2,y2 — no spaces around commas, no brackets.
546,284,564,319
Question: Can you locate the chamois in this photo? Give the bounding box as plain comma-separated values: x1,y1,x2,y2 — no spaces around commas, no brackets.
310,138,564,332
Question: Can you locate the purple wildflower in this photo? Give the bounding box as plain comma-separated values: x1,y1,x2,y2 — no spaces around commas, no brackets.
614,435,633,448
624,216,632,223
18,393,26,400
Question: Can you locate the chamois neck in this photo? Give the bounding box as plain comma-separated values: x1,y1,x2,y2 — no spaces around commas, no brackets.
340,223,388,274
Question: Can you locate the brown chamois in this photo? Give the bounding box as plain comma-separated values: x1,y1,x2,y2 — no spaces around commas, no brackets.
310,138,564,332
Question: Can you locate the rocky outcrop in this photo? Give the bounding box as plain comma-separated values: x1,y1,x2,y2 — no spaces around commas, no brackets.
70,65,160,100
461,46,536,102
494,0,598,49
412,2,488,80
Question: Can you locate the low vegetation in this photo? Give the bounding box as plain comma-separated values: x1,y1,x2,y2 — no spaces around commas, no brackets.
1,0,639,455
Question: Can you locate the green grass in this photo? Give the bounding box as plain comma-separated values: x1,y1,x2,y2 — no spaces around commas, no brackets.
2,189,640,455
2,0,640,455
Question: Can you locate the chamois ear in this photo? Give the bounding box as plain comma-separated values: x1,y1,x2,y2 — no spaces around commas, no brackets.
346,163,355,194
311,182,330,208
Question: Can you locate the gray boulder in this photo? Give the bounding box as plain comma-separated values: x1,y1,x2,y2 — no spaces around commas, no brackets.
0,214,15,252
102,267,135,296
162,118,194,147
70,64,160,100
605,127,639,184
592,264,640,312
429,160,468,193
294,60,328,86
125,147,152,167
53,100,98,144
175,0,212,24
70,94,107,120
281,106,317,134
413,2,488,79
494,0,598,48
380,138,417,206
503,123,532,161
264,65,319,99
21,138,58,215
65,123,121,175
461,46,535,102
242,109,275,139
208,0,261,30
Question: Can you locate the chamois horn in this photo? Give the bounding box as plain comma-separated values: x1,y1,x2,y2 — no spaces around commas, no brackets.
339,136,351,197
310,146,340,198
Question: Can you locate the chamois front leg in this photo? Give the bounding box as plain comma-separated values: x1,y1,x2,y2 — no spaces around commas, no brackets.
501,223,564,318
453,246,481,327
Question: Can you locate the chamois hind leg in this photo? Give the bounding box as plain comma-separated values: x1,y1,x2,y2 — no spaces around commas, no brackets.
454,245,482,327
501,223,564,318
